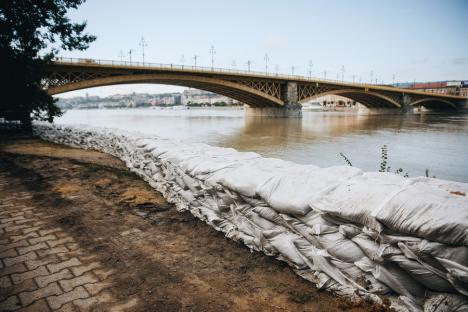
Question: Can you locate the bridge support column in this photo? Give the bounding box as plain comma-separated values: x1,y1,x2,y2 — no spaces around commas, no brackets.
245,82,302,117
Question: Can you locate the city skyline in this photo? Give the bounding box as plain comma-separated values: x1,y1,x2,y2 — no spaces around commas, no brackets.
56,0,468,98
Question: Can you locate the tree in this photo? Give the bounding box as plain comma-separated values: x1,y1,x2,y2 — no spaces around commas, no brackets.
0,0,95,130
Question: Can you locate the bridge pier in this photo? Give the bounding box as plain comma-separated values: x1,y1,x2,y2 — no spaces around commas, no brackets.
245,81,302,117
244,103,302,117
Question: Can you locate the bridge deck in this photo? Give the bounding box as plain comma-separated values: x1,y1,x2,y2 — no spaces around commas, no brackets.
49,58,465,101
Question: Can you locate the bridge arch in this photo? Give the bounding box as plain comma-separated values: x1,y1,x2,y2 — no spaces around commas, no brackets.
298,89,402,108
409,98,457,110
47,73,285,108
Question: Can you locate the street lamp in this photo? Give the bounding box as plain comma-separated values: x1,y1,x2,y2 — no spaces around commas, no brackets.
246,60,252,72
275,64,279,76
139,37,147,64
180,55,185,68
128,49,134,62
264,53,269,74
370,70,374,84
193,54,199,67
232,60,236,69
209,45,216,69
291,66,295,75
341,65,345,82
392,74,396,85
308,60,313,78
323,70,327,80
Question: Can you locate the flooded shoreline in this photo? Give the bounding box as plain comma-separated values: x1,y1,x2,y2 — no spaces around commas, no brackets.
56,108,468,182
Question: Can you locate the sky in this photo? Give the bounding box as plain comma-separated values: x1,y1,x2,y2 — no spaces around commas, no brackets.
57,0,468,98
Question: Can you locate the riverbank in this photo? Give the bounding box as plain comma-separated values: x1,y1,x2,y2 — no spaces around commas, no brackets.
0,138,385,311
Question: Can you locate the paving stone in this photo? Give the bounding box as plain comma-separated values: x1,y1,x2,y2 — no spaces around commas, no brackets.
0,222,14,230
0,279,37,302
17,299,51,312
0,295,21,311
0,247,18,259
47,286,89,310
15,218,36,226
11,266,48,284
19,282,62,306
17,242,48,256
0,263,27,277
36,246,68,258
29,235,57,246
1,216,24,224
0,276,12,288
9,232,39,243
83,280,112,295
0,240,29,253
111,298,138,312
38,228,62,236
25,255,59,270
47,258,81,274
59,273,98,292
22,226,42,235
73,291,112,311
4,252,38,267
71,262,101,277
35,269,73,288
48,237,74,248
93,268,114,281
5,225,29,233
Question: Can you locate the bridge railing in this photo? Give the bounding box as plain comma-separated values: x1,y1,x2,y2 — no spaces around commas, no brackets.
52,56,371,86
51,57,464,98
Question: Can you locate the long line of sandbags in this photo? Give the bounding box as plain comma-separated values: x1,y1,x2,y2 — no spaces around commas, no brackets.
33,123,468,312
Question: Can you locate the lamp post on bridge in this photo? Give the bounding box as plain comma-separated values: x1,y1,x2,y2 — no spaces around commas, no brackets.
275,64,279,76
180,55,186,69
264,53,269,74
341,65,345,82
232,60,236,70
193,54,199,67
139,37,147,64
352,74,356,83
128,49,134,63
370,70,374,84
323,70,327,80
291,66,295,75
246,60,252,72
392,74,396,85
209,45,216,69
308,60,313,79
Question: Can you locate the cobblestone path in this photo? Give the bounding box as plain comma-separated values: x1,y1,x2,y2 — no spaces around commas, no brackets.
0,170,136,312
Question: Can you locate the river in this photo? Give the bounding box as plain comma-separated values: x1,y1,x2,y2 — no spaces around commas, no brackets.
56,107,468,183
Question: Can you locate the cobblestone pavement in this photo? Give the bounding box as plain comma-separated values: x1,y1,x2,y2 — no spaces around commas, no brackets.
0,171,137,312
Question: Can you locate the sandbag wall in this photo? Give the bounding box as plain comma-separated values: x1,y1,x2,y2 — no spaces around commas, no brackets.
34,124,468,312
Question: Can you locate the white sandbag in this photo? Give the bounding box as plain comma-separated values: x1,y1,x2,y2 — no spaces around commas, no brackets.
310,172,407,232
375,180,468,246
423,293,468,312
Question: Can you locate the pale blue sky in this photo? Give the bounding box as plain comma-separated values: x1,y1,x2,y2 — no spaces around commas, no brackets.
58,0,468,97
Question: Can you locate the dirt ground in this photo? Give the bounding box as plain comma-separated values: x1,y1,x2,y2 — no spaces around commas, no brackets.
0,138,391,311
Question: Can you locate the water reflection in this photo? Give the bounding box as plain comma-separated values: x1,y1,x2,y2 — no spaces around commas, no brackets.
56,108,468,182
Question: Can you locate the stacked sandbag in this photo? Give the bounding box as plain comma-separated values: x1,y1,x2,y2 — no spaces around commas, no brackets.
34,123,468,312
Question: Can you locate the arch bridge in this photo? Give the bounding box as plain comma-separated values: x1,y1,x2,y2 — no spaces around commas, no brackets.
44,58,466,116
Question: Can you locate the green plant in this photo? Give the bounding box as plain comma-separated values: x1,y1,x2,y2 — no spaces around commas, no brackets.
339,152,353,167
340,145,414,178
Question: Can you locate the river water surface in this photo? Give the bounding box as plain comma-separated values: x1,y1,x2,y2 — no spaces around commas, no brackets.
56,108,468,182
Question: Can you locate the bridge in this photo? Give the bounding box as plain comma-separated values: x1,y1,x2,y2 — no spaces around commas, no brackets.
44,58,467,117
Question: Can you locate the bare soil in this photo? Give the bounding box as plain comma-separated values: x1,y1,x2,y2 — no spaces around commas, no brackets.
0,138,392,311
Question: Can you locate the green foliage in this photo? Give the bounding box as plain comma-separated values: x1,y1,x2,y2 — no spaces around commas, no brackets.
339,152,353,167
341,145,416,178
0,0,96,124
